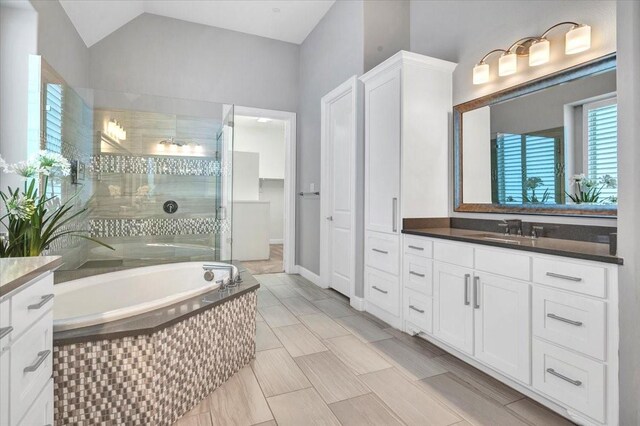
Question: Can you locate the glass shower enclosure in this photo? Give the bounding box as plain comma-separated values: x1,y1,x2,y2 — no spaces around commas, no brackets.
35,59,234,278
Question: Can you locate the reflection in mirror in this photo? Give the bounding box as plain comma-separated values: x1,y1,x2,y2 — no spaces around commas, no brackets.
458,56,617,216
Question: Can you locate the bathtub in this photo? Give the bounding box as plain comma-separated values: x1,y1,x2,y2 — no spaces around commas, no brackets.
53,261,236,331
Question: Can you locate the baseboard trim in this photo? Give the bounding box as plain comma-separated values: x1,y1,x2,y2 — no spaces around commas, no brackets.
349,296,365,311
269,239,283,245
295,265,323,287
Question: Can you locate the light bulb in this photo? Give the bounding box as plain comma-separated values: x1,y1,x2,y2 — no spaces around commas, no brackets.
565,24,591,54
195,144,203,153
169,143,177,152
529,39,550,66
157,143,165,152
473,63,490,85
498,52,517,76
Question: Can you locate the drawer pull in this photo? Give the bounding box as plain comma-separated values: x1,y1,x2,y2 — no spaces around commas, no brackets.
27,294,54,310
407,245,424,251
546,368,582,386
372,286,388,294
409,305,424,314
24,350,51,373
464,274,470,306
409,271,425,278
0,326,13,340
545,272,582,282
547,313,583,326
372,248,389,254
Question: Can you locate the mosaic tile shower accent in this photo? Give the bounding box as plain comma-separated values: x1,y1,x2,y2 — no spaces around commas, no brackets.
90,154,231,177
89,217,231,238
53,290,257,425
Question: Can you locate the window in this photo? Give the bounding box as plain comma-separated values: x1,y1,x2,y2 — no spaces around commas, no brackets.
44,83,63,199
492,129,563,205
583,98,617,202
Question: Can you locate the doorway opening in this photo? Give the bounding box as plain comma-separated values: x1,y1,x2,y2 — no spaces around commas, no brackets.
232,106,296,275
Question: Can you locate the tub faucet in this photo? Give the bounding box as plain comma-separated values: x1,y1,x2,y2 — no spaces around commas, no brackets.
203,264,242,291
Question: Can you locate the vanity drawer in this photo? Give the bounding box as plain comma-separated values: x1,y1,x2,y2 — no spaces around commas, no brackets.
11,311,53,424
404,288,432,333
533,258,606,298
434,240,473,268
18,379,53,426
403,254,432,295
475,247,530,281
0,298,11,349
366,232,399,275
533,287,606,360
11,273,54,338
403,235,433,258
532,339,605,423
366,267,400,316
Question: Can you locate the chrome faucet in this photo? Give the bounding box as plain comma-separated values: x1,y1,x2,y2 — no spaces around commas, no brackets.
501,219,523,236
203,264,242,291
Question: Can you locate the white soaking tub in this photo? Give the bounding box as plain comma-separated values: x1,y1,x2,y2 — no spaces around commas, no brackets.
53,261,236,331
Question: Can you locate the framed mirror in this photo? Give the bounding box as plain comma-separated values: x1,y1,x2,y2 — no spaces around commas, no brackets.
454,54,617,217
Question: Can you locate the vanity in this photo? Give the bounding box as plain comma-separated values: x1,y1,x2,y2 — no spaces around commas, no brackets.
361,51,621,425
0,256,62,426
401,222,620,426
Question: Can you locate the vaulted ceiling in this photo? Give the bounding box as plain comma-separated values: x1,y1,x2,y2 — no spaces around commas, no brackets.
59,0,335,47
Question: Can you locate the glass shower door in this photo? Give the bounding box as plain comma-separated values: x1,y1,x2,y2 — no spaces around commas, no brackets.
217,105,234,261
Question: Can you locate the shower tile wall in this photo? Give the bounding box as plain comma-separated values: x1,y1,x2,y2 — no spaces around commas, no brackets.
80,109,226,266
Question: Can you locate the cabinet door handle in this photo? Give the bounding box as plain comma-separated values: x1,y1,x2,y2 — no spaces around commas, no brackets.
409,271,425,278
464,274,470,305
24,350,51,373
546,368,582,386
473,276,480,309
407,245,424,251
0,326,13,340
409,305,425,314
546,272,582,282
372,286,388,294
392,197,398,233
372,248,388,254
28,294,54,310
547,313,583,326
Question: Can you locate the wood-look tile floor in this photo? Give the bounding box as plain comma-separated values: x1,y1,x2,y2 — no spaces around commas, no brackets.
242,245,284,275
175,273,575,426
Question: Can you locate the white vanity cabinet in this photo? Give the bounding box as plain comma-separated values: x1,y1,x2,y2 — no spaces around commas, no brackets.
0,272,55,426
403,234,619,426
360,51,456,327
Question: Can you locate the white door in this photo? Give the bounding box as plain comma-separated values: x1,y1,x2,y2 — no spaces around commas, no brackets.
433,262,474,355
474,273,531,384
364,68,401,234
320,77,361,297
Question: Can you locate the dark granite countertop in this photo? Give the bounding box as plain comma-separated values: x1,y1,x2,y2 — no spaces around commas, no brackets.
53,266,259,345
0,256,63,297
403,227,623,265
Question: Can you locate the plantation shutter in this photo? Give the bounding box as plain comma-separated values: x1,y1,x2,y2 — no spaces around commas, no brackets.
44,83,64,199
495,133,558,204
585,98,617,201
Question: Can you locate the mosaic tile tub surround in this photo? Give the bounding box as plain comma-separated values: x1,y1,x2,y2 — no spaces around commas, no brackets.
53,290,257,425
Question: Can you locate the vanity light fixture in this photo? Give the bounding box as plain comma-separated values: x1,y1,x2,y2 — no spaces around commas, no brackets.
157,138,202,155
473,21,592,84
256,117,271,123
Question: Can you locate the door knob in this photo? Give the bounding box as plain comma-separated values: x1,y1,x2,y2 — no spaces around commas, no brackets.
326,216,333,221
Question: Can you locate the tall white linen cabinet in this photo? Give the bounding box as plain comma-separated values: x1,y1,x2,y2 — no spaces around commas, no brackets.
360,51,457,327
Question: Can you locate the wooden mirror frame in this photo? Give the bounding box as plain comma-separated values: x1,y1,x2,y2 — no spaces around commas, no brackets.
453,53,617,217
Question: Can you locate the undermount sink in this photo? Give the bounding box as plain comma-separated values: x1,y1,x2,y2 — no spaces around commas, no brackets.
464,233,532,245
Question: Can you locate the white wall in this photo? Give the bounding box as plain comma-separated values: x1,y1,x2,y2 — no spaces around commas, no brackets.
234,117,286,179
615,1,640,424
88,13,299,113
297,0,364,274
0,3,38,191
30,0,90,89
